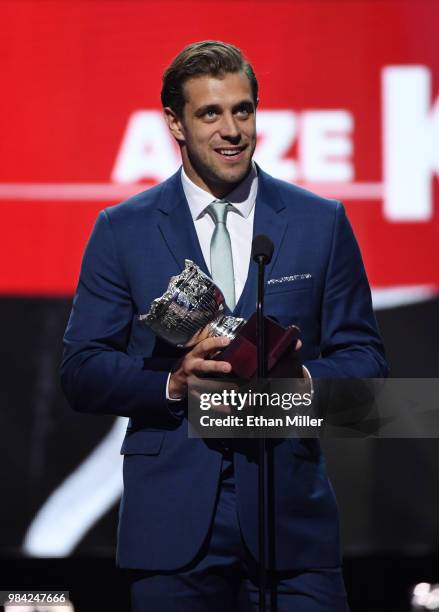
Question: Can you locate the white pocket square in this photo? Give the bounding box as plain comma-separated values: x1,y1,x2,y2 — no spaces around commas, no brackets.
267,273,312,285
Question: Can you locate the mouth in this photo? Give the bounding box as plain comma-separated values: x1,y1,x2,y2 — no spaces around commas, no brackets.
214,145,247,162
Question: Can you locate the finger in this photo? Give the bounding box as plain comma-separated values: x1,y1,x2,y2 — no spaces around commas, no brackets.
191,335,231,358
188,377,239,398
184,355,231,376
295,339,302,351
194,358,232,376
184,324,213,348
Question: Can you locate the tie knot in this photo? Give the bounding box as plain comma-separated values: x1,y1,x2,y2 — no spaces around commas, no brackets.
207,199,229,225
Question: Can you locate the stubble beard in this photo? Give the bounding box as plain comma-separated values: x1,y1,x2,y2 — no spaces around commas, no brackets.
186,145,253,195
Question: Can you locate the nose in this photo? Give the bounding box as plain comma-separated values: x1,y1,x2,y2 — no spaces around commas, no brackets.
219,112,241,142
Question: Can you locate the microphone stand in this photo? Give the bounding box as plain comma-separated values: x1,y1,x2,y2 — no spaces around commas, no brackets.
256,254,268,612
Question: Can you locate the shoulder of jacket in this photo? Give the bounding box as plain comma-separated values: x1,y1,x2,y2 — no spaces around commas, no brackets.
260,169,341,216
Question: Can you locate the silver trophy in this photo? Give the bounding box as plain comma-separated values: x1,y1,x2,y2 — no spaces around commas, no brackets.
138,260,245,348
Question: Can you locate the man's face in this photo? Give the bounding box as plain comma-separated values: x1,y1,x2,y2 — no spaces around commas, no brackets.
166,71,257,197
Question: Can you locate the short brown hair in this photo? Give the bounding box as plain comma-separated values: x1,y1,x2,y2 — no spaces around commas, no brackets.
161,40,258,117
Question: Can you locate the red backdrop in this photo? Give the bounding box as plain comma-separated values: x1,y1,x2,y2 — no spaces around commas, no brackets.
0,0,438,296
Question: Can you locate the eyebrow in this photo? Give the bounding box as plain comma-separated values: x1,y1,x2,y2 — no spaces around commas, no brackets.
194,100,255,117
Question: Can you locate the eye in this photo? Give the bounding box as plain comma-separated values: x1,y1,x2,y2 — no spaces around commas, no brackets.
235,105,253,119
203,109,218,121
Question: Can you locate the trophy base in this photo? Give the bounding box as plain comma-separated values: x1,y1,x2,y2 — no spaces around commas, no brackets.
213,313,301,379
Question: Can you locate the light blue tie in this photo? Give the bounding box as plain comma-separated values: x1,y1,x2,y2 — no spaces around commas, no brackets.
207,199,236,310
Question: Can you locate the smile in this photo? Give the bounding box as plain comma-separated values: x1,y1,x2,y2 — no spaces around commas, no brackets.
214,146,247,161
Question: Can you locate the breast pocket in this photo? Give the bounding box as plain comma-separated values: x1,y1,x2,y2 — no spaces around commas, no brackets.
266,277,313,296
265,279,314,327
120,430,165,456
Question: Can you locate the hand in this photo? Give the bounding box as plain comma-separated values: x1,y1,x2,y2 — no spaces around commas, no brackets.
184,323,211,348
188,375,239,415
169,336,232,399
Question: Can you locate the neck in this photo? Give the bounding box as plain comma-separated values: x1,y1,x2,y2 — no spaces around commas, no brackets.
181,157,252,199
182,167,237,199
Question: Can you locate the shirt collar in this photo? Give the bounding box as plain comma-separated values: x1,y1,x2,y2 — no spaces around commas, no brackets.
181,162,258,221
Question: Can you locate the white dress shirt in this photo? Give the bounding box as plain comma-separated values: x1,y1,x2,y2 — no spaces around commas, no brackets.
181,163,258,304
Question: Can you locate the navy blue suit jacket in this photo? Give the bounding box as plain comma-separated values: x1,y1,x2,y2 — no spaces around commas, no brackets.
61,167,387,571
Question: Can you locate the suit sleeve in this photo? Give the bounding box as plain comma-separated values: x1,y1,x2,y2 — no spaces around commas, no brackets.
303,201,388,379
60,210,181,425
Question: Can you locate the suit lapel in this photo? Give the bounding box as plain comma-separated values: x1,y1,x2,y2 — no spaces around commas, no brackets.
235,168,288,320
156,168,288,321
157,170,210,277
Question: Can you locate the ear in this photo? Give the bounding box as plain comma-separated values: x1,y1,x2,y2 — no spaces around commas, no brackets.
163,107,185,143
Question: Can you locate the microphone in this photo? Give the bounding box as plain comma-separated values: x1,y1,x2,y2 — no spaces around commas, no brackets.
252,235,274,265
252,234,273,379
251,235,274,611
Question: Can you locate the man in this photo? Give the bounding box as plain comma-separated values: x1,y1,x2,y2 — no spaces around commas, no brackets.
61,41,387,611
